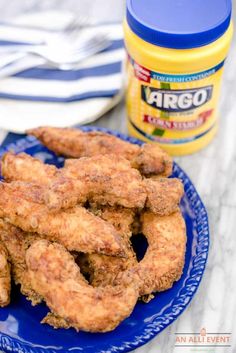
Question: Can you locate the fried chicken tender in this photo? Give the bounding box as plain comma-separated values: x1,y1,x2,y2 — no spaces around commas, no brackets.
1,152,87,208
116,210,186,296
28,127,139,161
1,152,182,216
144,178,184,216
132,143,173,177
0,182,125,257
0,219,42,304
26,240,138,332
78,207,137,287
1,152,146,211
1,152,58,184
62,155,146,209
0,241,11,306
1,153,139,286
27,126,173,177
138,210,186,294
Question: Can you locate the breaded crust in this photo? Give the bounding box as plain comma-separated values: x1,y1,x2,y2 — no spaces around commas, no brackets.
1,152,87,208
1,153,181,217
78,206,138,287
1,152,58,184
2,152,147,211
0,241,11,307
27,126,172,177
63,155,147,209
0,182,126,257
145,178,184,216
133,143,173,177
0,219,42,304
27,127,140,160
116,210,186,295
26,240,139,332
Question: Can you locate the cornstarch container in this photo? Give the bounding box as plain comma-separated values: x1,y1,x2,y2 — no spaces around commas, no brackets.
124,0,233,155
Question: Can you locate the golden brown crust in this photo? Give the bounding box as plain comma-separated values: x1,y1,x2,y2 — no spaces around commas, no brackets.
27,127,140,160
0,241,11,307
27,126,172,177
1,152,58,184
89,206,136,238
63,155,146,209
116,210,186,296
1,152,88,209
144,178,184,216
1,153,179,217
42,312,72,330
1,152,147,211
132,143,173,177
0,129,187,332
79,206,138,287
26,240,138,332
78,248,137,288
0,182,126,257
138,210,186,294
0,219,42,304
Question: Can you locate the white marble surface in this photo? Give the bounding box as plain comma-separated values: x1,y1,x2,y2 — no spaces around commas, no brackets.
0,1,235,353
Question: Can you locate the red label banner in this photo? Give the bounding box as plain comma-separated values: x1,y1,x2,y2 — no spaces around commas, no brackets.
143,109,213,131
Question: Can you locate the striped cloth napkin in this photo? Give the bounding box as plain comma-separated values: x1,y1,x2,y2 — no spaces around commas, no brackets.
0,12,125,133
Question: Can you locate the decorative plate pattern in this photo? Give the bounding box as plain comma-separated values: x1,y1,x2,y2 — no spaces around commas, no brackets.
0,127,210,353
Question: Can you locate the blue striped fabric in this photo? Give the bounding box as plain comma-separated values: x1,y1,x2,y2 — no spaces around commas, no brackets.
13,60,122,81
0,22,125,132
0,89,119,102
0,37,124,102
0,40,33,46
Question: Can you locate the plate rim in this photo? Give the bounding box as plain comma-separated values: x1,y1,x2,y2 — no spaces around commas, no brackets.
0,126,210,353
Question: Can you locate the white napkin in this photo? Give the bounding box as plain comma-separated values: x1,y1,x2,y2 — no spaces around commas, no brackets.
0,11,125,133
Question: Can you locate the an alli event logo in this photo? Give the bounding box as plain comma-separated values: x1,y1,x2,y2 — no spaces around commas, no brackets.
141,85,213,112
175,328,231,350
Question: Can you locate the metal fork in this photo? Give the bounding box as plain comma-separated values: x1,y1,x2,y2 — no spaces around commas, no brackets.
0,33,110,71
0,14,110,71
59,15,90,38
0,34,110,70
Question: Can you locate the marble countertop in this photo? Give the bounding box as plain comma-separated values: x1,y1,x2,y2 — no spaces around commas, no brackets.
0,1,235,352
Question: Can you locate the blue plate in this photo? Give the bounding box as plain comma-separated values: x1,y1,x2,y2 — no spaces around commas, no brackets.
0,127,209,353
